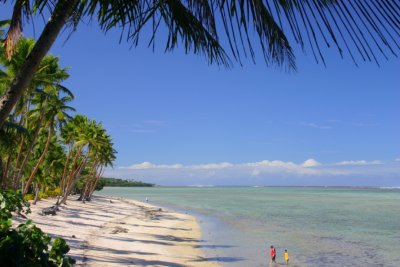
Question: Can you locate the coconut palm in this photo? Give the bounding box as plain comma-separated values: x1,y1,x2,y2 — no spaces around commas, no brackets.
79,124,116,201
59,115,93,204
1,40,72,188
57,115,116,203
87,136,116,200
1,0,400,127
22,85,74,194
0,120,26,188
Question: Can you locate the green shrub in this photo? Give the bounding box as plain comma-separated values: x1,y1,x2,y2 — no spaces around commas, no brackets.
23,193,35,201
0,190,29,221
45,188,61,198
38,192,49,199
0,190,75,266
50,238,75,266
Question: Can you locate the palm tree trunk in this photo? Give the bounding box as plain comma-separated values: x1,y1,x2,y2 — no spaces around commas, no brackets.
88,166,104,200
1,154,12,189
79,161,98,201
11,104,28,179
11,134,25,179
59,146,73,195
3,155,12,179
59,146,83,203
13,111,45,189
23,126,53,195
33,183,39,205
60,153,88,205
0,0,78,128
62,146,82,193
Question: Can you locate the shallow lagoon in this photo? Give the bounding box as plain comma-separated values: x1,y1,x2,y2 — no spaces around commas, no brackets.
99,187,400,266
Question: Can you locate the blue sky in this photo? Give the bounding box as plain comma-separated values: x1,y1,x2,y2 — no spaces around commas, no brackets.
1,5,399,186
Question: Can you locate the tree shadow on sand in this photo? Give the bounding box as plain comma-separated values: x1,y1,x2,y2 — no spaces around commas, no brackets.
130,223,191,231
191,256,245,263
150,234,198,243
84,254,186,267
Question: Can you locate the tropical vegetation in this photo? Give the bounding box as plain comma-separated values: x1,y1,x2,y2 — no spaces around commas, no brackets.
0,190,75,266
0,36,116,203
101,177,154,187
0,26,116,265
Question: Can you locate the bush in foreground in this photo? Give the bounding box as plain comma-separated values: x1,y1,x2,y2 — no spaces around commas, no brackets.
0,190,75,266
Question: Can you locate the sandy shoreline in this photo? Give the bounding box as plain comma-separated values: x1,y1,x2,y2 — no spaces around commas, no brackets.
13,195,220,267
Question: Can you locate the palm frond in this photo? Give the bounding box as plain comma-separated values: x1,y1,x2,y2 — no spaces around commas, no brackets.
0,19,10,38
2,119,28,134
56,84,75,99
81,0,400,69
7,0,400,68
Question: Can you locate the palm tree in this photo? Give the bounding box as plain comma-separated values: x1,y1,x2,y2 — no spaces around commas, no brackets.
1,39,72,189
57,115,116,204
59,115,93,204
1,0,400,127
0,120,26,188
79,123,116,201
22,85,74,194
87,136,116,200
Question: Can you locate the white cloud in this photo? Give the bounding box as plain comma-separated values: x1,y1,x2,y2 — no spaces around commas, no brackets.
126,161,155,169
334,160,382,166
158,164,184,169
121,159,324,178
106,158,400,186
395,158,400,162
244,160,297,168
121,159,387,174
302,159,321,167
246,159,323,176
190,162,233,170
123,162,183,169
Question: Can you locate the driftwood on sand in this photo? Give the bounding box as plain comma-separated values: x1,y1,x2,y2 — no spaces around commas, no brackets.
40,205,59,216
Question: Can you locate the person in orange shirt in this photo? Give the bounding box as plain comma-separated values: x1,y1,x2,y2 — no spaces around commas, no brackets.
270,245,276,263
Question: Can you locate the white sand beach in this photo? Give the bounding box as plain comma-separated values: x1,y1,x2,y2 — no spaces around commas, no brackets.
13,195,220,267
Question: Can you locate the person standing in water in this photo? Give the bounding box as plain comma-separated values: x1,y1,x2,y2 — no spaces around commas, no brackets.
270,245,276,263
284,249,289,265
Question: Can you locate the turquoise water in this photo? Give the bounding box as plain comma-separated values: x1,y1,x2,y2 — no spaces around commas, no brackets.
98,187,400,267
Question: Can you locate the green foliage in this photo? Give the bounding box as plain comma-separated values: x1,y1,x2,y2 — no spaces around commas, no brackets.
72,179,84,195
0,190,75,266
101,177,154,187
50,238,75,267
0,190,30,221
38,192,49,199
95,178,106,191
24,194,35,201
15,220,52,262
45,188,61,198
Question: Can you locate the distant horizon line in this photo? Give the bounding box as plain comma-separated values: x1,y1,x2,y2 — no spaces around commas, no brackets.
104,185,400,189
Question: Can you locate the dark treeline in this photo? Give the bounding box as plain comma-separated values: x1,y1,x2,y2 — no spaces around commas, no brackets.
101,177,154,187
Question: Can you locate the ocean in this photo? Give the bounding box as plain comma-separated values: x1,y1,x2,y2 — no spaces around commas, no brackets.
97,187,400,267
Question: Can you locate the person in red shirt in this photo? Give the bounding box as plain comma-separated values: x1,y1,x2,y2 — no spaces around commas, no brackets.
270,245,276,263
